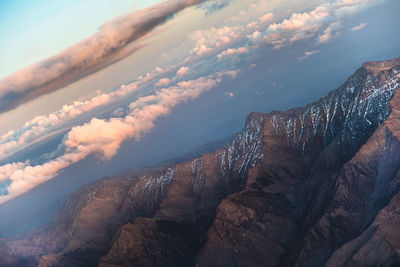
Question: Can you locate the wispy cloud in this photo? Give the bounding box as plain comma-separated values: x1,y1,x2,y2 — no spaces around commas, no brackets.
0,0,203,114
316,21,342,45
351,22,367,31
298,50,320,62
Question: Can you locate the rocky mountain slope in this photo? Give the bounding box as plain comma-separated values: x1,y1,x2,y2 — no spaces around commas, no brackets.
0,57,399,266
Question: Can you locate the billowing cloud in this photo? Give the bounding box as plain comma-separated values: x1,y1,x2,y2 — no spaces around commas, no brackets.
254,0,379,49
182,0,377,65
0,78,143,162
189,25,244,56
0,0,204,113
0,70,238,205
259,13,274,23
155,78,172,87
264,5,330,49
177,66,190,77
218,46,249,61
351,22,367,31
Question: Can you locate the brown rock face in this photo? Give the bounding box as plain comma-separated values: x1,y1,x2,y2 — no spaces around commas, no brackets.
326,190,400,267
0,57,400,266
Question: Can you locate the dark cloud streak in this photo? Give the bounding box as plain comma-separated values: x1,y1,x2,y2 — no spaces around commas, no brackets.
0,0,203,113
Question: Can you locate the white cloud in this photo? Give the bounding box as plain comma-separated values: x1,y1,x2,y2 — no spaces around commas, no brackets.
225,91,234,98
351,22,367,31
218,46,249,61
189,25,244,56
177,66,190,77
297,50,320,61
245,0,380,50
259,13,274,23
264,5,330,49
155,78,171,87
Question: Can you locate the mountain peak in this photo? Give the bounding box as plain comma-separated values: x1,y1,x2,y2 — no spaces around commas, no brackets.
362,56,400,74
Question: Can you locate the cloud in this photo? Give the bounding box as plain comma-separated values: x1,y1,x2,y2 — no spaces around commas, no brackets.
316,21,342,45
247,0,380,49
0,0,204,114
0,70,238,205
0,78,143,162
189,25,244,56
224,91,234,97
264,5,330,49
155,78,172,87
186,11,275,59
218,46,249,61
351,22,367,31
259,13,274,23
177,66,190,77
297,50,320,61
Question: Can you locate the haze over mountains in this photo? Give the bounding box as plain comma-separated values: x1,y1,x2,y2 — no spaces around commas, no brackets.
0,57,399,266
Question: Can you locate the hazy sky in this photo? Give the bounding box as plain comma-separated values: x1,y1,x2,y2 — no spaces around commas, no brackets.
0,0,399,207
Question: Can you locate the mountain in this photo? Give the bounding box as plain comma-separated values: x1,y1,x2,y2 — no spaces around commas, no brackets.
0,57,399,266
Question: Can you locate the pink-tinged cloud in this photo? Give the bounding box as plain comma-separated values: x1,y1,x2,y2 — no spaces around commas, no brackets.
218,46,249,61
0,61,192,162
259,13,274,23
177,66,190,77
189,26,243,56
257,0,379,49
0,79,143,161
155,78,172,87
0,70,238,205
0,0,204,114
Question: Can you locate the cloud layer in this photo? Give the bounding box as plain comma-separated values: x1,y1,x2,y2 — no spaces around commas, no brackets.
0,70,237,204
0,0,203,113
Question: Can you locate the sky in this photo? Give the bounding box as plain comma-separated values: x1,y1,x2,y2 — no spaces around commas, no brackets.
0,0,399,233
